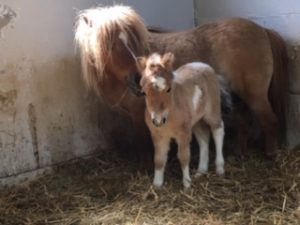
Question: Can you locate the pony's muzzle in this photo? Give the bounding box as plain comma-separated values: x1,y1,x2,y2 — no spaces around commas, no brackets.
151,113,167,127
152,116,167,127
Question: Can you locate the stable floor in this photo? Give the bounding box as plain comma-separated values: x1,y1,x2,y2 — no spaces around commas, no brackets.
0,148,299,225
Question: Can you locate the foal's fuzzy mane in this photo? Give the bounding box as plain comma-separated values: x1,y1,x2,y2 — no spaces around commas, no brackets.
74,5,149,93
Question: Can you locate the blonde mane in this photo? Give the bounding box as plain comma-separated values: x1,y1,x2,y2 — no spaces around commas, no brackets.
74,5,149,93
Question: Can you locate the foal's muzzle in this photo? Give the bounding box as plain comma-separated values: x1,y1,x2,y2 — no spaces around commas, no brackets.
152,117,167,127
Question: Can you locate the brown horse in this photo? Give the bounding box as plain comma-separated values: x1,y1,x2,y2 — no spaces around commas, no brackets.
137,52,225,189
74,5,288,164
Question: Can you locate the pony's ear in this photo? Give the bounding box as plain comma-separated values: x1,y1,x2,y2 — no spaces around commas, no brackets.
136,57,146,73
162,52,174,70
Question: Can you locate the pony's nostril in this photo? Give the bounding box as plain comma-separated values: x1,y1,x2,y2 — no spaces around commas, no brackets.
162,117,166,124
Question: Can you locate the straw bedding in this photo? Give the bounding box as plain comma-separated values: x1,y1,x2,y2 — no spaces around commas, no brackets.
0,147,299,225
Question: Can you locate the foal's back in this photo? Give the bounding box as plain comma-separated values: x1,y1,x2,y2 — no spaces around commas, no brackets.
173,62,221,123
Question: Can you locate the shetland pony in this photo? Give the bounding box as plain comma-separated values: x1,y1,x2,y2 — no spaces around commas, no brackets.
74,5,288,164
137,52,225,189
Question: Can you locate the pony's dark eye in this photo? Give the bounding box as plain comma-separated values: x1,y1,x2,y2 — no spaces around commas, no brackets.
166,88,171,93
149,64,156,69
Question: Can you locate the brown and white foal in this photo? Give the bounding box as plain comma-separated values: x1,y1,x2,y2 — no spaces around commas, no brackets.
137,52,225,189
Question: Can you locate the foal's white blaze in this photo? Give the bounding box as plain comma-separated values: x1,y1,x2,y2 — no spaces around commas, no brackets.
212,121,225,175
192,85,203,111
153,168,164,187
151,76,166,91
149,53,161,64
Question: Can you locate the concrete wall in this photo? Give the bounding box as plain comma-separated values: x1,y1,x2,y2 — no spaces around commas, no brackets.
195,0,300,147
0,0,107,185
119,0,194,29
0,0,194,185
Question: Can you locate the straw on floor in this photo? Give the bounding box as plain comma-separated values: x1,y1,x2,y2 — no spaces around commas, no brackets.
0,147,299,225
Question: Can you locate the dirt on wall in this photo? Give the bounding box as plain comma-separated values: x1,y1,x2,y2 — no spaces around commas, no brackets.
0,4,16,35
0,56,107,180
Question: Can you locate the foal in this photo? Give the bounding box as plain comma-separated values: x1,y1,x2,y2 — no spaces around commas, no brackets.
136,52,225,189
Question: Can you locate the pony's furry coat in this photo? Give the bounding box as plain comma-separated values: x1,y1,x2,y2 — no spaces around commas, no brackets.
74,5,288,164
137,53,225,189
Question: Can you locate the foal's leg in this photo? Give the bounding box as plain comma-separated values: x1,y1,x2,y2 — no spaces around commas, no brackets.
193,123,210,177
176,133,192,189
152,135,170,188
210,121,225,175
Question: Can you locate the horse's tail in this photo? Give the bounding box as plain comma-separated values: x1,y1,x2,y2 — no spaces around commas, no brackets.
74,5,149,96
265,28,289,144
217,75,233,115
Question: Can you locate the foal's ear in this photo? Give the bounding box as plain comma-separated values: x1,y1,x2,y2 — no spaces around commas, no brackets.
162,52,174,70
136,57,146,73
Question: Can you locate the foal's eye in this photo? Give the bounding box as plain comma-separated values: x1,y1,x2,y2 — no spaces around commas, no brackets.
149,64,156,70
166,88,171,93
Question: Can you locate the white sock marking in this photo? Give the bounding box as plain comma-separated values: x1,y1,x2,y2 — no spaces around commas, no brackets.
182,165,191,189
212,121,225,175
153,168,164,188
193,125,210,176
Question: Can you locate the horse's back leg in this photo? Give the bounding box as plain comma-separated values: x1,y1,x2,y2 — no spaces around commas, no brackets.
245,94,278,159
193,122,210,177
211,121,225,175
194,120,225,175
232,67,278,159
232,98,252,159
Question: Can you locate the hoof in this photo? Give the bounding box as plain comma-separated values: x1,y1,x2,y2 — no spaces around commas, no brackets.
183,178,191,190
153,180,163,189
216,166,225,176
194,170,207,178
265,152,276,161
264,154,275,168
236,154,246,161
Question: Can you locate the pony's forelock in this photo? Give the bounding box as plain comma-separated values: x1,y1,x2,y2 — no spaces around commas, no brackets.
74,5,149,94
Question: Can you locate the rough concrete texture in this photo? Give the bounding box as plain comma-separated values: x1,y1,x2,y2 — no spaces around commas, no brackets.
0,4,16,32
0,1,110,185
288,45,300,94
287,94,300,147
119,0,194,29
0,54,106,181
286,45,300,147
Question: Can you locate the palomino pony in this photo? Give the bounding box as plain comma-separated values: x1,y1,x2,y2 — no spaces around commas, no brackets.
137,52,225,189
75,5,288,164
